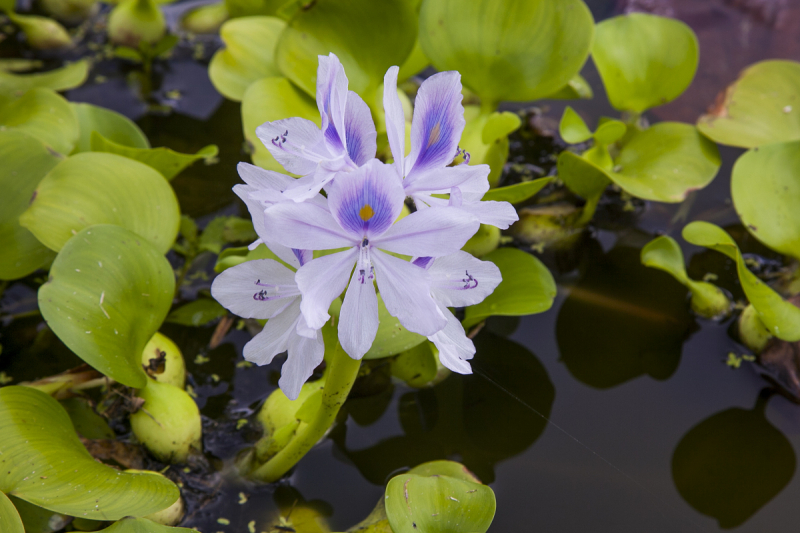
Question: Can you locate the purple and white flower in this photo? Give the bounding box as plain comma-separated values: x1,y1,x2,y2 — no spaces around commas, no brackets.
262,159,480,359
256,53,377,202
383,66,518,229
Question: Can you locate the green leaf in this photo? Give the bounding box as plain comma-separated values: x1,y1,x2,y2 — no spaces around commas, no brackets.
71,102,149,154
0,88,79,155
390,342,437,387
89,131,218,181
208,16,286,102
364,293,426,359
592,13,698,113
166,297,227,326
0,386,179,519
559,106,592,144
197,215,257,254
481,111,521,144
8,496,68,533
38,225,175,388
20,152,180,254
275,0,417,98
481,177,553,204
0,131,60,280
593,119,626,145
407,460,481,483
731,140,800,259
241,76,319,171
0,492,24,533
0,60,89,97
214,243,285,273
385,473,495,533
697,60,800,148
419,0,594,106
463,247,556,328
683,221,800,341
95,517,195,533
557,150,611,199
611,122,720,203
61,397,115,440
543,73,593,100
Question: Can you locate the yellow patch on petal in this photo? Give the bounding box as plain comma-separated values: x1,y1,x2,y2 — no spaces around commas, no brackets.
359,204,374,221
427,122,441,147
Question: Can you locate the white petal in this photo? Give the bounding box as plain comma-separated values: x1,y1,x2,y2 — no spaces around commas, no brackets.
237,162,295,191
375,206,479,257
211,259,299,319
280,326,325,400
371,249,446,337
344,91,377,166
256,118,328,176
457,200,519,229
296,247,358,329
338,270,379,359
383,66,406,179
263,201,356,250
429,307,474,374
429,251,502,308
403,158,487,195
243,299,302,365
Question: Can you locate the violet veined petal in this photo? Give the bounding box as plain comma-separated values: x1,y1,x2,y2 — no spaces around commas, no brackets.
296,247,359,328
375,206,479,257
281,167,339,202
317,53,348,156
383,66,406,179
455,199,519,229
428,306,474,374
327,160,405,239
404,163,487,196
280,324,325,400
338,269,379,359
405,71,465,180
263,201,356,250
371,249,446,337
344,91,377,166
242,299,302,365
453,167,491,202
429,251,502,308
211,259,299,319
256,117,329,176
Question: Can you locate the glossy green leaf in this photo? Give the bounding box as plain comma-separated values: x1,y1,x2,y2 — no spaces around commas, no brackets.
223,0,289,19
90,132,218,181
594,119,626,145
364,293,426,359
0,60,89,97
407,460,482,483
166,297,227,326
0,131,60,280
612,122,720,202
208,16,286,102
38,225,175,388
543,73,593,100
458,106,509,186
0,386,179,519
197,215,257,254
557,150,610,199
214,243,285,273
385,473,495,533
731,140,800,259
463,247,556,328
276,0,417,98
481,177,553,204
61,397,115,440
592,13,698,113
697,60,800,148
71,102,149,153
419,0,594,106
20,152,180,254
0,88,78,155
397,38,429,82
0,492,24,533
559,106,592,144
95,517,194,533
481,111,521,144
241,76,319,171
390,342,437,387
683,221,800,341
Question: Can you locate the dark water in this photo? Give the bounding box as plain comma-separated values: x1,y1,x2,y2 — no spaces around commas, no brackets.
2,0,800,532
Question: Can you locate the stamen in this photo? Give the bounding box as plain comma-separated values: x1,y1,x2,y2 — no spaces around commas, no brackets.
462,270,478,289
362,237,369,247
454,145,471,165
250,279,299,301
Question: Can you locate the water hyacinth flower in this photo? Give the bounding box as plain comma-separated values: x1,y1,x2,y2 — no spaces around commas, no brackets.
382,66,518,229
256,53,377,201
262,159,480,359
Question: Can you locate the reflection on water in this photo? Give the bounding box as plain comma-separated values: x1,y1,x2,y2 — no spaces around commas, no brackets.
672,390,796,529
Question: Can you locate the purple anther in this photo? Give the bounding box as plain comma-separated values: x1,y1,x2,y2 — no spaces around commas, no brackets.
358,269,366,284
253,290,269,301
462,270,478,289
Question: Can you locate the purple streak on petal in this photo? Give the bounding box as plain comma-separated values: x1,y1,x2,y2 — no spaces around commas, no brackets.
294,249,313,267
344,91,377,166
338,267,379,359
405,71,465,180
383,65,406,179
412,256,434,269
316,53,348,155
328,160,405,239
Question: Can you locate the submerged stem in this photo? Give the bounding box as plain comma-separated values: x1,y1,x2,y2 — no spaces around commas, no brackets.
250,340,361,482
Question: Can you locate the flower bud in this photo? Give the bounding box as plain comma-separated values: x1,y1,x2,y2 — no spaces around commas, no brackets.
39,0,96,25
738,304,772,354
9,13,73,50
141,332,186,389
107,0,165,47
181,1,228,34
130,378,202,463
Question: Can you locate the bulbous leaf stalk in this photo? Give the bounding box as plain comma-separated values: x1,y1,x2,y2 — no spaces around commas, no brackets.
8,13,73,50
181,1,228,34
738,304,772,354
107,0,166,47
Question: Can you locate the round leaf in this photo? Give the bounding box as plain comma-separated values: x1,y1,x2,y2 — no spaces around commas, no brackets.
732,141,800,259
0,386,179,519
593,119,626,145
697,60,800,148
385,474,496,533
0,131,60,280
95,517,195,533
611,122,720,203
0,88,79,155
463,247,556,328
481,111,521,144
20,152,180,254
275,0,417,98
0,493,24,533
209,16,286,102
38,225,175,387
481,176,554,204
557,150,611,199
0,60,89,97
559,106,592,144
71,102,149,154
592,13,698,113
419,0,594,105
364,293,426,359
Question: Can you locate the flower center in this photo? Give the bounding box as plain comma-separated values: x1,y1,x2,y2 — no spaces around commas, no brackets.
359,204,374,221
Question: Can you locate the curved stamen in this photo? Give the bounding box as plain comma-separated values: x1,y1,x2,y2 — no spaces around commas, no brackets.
251,279,300,301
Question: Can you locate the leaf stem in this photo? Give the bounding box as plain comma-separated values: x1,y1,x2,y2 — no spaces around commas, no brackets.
250,340,361,482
